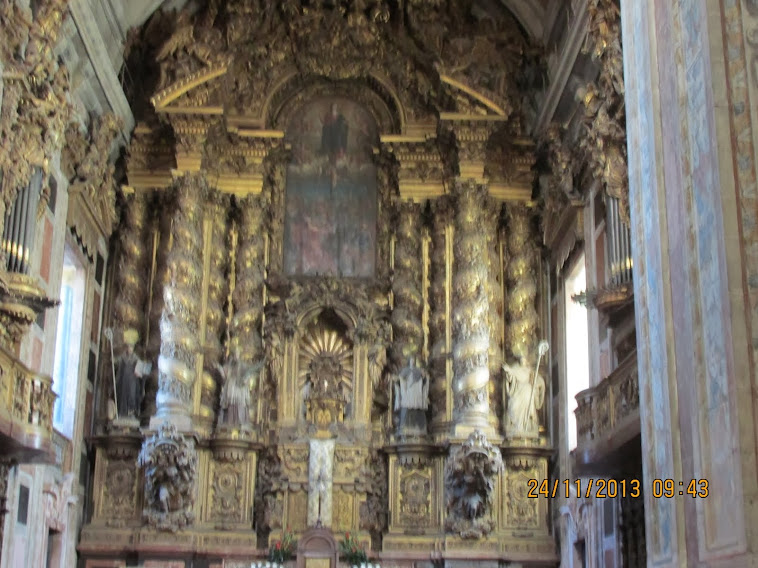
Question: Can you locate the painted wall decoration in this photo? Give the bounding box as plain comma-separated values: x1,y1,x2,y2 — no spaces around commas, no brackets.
284,98,378,277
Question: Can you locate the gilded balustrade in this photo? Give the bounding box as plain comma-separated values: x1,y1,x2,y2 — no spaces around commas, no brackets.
0,345,56,459
574,352,639,464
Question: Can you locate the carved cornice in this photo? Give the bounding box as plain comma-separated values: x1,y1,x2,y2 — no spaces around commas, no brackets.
383,138,445,202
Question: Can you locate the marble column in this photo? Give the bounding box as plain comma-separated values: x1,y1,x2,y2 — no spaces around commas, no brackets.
451,179,491,433
621,0,758,564
390,199,424,370
151,173,207,431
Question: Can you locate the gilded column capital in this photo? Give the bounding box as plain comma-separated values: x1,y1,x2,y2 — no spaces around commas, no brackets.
440,118,500,184
170,115,212,172
382,138,444,202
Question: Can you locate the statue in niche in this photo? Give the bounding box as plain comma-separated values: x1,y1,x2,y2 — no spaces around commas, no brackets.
216,345,264,427
304,354,348,428
113,328,150,420
502,341,549,438
393,357,429,435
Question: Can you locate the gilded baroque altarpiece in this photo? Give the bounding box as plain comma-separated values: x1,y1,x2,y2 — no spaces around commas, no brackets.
77,1,558,565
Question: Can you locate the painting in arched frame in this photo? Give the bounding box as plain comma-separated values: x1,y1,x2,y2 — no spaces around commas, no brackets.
283,97,378,278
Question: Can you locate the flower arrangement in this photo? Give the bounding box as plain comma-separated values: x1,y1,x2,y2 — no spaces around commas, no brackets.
268,528,296,563
339,532,368,565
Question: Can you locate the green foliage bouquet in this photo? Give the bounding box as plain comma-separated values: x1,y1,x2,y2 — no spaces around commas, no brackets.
339,532,368,564
268,528,296,563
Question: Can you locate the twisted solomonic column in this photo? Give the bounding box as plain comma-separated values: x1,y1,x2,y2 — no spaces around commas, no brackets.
231,195,267,419
451,180,491,431
199,192,231,425
504,204,538,364
429,196,453,429
111,191,150,345
390,199,424,369
484,198,504,421
152,173,207,431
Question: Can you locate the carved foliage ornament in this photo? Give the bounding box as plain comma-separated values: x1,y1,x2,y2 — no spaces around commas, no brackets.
444,431,503,539
0,0,71,218
138,423,198,532
148,0,533,120
62,113,123,237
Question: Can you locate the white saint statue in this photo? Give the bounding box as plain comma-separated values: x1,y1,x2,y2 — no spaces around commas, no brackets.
394,356,429,433
502,341,548,438
215,346,263,427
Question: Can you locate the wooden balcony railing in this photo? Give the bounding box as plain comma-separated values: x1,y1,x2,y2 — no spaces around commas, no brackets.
0,345,56,461
573,351,640,473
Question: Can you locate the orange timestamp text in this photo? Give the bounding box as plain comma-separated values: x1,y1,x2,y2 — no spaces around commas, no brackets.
527,478,709,499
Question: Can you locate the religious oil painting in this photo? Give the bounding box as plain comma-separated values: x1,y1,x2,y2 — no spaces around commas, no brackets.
284,98,378,277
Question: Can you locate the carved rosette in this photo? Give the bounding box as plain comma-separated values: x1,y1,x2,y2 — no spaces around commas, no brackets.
451,180,491,423
505,204,538,364
429,197,453,426
201,192,231,422
155,173,207,426
138,423,198,531
444,430,503,539
111,192,150,354
391,199,424,369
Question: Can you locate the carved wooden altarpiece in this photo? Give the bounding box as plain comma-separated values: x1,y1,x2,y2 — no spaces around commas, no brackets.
78,1,559,566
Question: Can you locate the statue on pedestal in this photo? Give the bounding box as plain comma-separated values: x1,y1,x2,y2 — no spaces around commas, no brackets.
502,341,549,438
216,346,264,427
393,357,429,435
113,328,150,420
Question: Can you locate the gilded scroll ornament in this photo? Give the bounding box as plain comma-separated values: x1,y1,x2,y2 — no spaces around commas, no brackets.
444,430,503,539
579,0,629,223
398,466,432,528
138,423,198,532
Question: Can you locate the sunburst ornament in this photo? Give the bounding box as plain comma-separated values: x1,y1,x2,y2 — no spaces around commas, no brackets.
299,325,354,392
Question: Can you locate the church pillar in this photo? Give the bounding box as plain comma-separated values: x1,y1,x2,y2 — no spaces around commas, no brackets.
621,0,758,564
484,196,504,423
504,204,537,362
151,173,207,431
447,120,497,436
107,190,150,418
194,191,230,433
232,194,266,421
390,199,424,372
450,178,492,433
429,196,453,432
